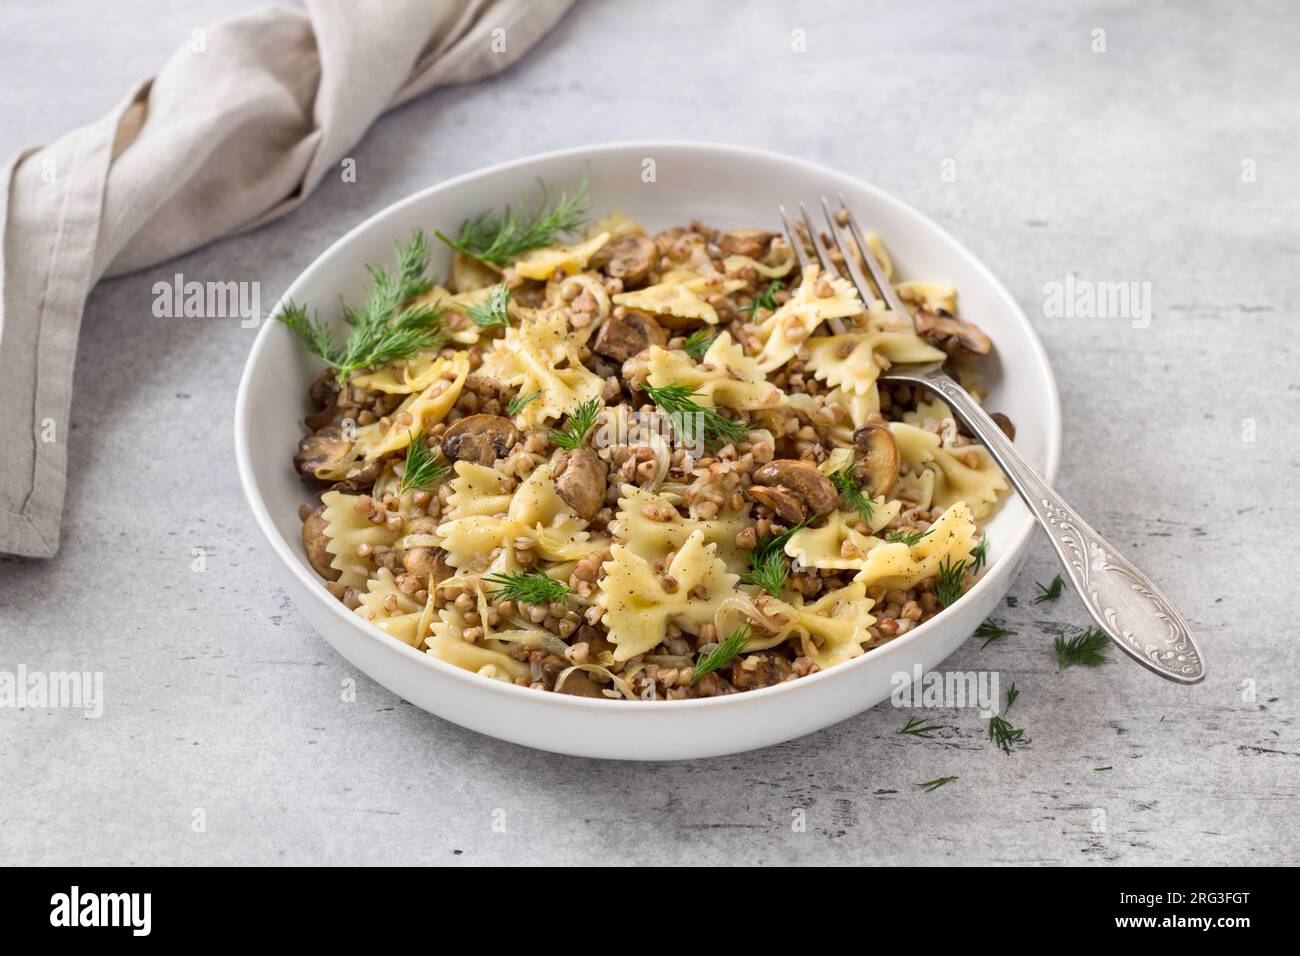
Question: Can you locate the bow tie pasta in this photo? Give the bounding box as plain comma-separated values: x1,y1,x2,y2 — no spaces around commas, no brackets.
279,194,1011,700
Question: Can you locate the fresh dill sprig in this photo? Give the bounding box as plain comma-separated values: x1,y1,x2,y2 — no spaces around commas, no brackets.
644,381,748,449
1055,627,1111,670
988,681,1025,754
435,180,589,266
548,397,602,450
898,717,943,738
343,229,437,328
338,300,447,381
276,302,338,365
935,557,967,608
762,519,814,556
339,230,437,330
887,528,931,546
399,431,449,494
393,228,436,297
692,623,751,683
975,618,1017,649
830,466,875,522
276,230,446,385
466,282,511,330
681,330,716,362
739,548,788,597
738,518,813,597
507,390,541,417
990,715,1023,753
970,537,990,573
743,279,784,314
916,775,959,793
482,570,571,606
1032,574,1066,604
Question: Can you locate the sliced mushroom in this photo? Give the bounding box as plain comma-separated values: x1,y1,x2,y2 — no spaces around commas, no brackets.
308,369,337,410
748,459,839,524
553,448,607,520
652,312,707,332
304,399,337,432
305,370,340,430
577,624,615,659
852,424,901,498
913,307,992,361
957,411,1016,443
592,309,667,364
744,485,807,526
729,651,793,690
294,426,354,481
334,459,381,493
990,412,1016,441
555,669,607,698
719,229,776,259
402,546,455,585
440,414,519,466
591,233,657,287
301,504,340,581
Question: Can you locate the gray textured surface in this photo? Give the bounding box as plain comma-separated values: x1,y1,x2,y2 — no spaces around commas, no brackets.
1,0,1296,866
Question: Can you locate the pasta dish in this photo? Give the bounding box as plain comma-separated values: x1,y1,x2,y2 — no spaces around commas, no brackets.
277,184,1011,700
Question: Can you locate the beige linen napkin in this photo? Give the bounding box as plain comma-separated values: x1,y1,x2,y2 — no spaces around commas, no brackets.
0,0,573,558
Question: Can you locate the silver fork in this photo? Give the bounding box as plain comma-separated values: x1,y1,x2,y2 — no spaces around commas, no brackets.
781,197,1205,684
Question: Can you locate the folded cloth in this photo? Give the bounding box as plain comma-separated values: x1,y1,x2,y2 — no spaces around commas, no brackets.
0,0,572,558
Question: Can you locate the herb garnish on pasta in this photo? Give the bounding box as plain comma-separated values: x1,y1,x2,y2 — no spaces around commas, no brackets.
283,192,1012,700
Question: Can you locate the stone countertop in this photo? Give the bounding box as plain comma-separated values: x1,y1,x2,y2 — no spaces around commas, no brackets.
2,0,1296,865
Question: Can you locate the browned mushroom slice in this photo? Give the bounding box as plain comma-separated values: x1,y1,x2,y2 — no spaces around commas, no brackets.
913,307,992,360
555,669,608,698
591,233,657,287
729,651,793,690
402,546,456,586
308,369,336,410
719,229,776,259
592,309,667,364
304,398,338,432
440,414,520,466
652,312,708,332
744,484,806,526
989,412,1015,442
335,459,381,493
305,370,340,430
575,623,615,660
301,504,340,581
553,448,607,520
294,426,354,481
956,410,1016,444
852,424,901,498
748,459,839,524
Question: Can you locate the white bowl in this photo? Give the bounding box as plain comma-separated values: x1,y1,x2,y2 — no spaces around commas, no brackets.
235,142,1061,760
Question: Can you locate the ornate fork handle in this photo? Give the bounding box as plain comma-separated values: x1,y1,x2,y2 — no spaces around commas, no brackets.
899,367,1204,684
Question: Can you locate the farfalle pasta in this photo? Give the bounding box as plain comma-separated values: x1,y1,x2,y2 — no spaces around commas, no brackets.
354,569,435,647
754,264,866,370
477,307,604,428
645,332,784,411
279,191,1013,700
598,529,739,661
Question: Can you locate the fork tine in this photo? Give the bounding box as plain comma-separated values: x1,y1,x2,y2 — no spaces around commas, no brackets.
798,201,839,276
777,204,811,271
797,202,849,334
819,195,879,309
838,193,911,317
